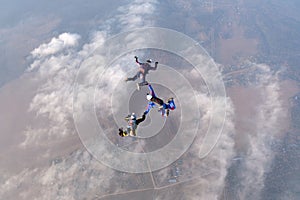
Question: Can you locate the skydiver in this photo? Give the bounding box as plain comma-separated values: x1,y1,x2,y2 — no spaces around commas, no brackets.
118,111,147,137
125,56,159,90
144,84,176,117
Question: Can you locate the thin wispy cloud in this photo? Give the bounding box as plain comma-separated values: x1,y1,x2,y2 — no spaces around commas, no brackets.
238,64,286,199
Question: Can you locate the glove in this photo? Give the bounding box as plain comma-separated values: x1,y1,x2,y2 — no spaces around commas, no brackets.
134,56,138,59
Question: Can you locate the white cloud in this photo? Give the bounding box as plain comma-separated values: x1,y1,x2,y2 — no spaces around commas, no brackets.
116,0,158,30
20,127,49,147
24,0,159,148
237,64,286,199
0,149,115,200
172,62,285,199
30,33,81,60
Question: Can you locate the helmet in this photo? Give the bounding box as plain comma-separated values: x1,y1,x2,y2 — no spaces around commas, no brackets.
146,59,152,63
130,113,136,120
146,94,152,101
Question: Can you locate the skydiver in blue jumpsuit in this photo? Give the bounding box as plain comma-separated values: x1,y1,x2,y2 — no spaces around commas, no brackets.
144,84,176,117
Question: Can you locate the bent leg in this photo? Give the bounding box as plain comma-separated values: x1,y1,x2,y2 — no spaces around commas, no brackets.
130,128,136,136
126,126,131,134
126,71,140,81
141,73,147,83
167,99,176,110
138,74,148,86
159,106,166,116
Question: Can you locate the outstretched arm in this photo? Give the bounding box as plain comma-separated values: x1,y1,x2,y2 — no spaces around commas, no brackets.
134,56,141,65
144,102,155,115
136,113,146,125
148,84,156,97
149,61,158,71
